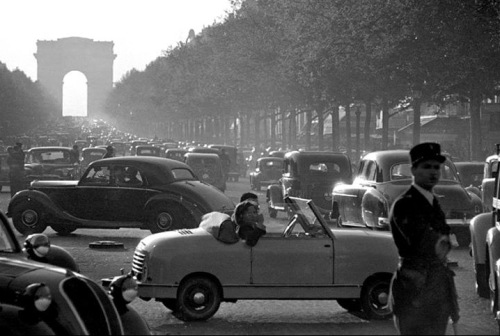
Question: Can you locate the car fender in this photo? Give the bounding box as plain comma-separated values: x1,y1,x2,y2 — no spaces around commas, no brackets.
267,184,283,207
7,189,60,218
362,188,389,229
470,212,494,265
487,227,500,291
144,193,206,222
43,245,80,272
483,177,495,212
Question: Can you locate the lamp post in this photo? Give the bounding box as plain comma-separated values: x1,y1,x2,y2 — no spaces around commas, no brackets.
412,89,422,146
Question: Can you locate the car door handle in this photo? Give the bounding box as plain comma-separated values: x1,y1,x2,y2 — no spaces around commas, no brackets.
324,244,331,248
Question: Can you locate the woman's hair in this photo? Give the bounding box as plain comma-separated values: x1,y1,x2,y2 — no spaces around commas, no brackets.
233,200,257,225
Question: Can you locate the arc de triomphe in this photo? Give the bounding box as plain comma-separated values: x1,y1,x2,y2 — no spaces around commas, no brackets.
34,37,116,119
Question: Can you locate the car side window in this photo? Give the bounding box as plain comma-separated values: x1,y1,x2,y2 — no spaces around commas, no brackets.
283,159,291,177
391,163,412,180
81,166,111,185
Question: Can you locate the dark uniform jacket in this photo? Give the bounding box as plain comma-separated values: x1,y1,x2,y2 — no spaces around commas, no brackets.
389,185,459,322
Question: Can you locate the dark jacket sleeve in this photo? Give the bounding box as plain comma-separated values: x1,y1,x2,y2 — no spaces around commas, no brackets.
238,224,266,247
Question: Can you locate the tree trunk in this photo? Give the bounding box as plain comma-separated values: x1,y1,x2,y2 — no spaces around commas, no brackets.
306,109,312,151
470,91,482,161
317,109,324,151
364,100,372,152
382,97,389,150
270,110,276,150
281,107,287,150
345,103,352,159
413,98,421,146
331,103,340,152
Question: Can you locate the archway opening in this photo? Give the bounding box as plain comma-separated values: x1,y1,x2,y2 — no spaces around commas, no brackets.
63,71,88,117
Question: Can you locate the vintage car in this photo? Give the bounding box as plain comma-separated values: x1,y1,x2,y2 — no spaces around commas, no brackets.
208,144,241,182
471,160,500,328
165,148,188,162
455,161,484,191
184,153,226,192
331,150,483,247
7,156,235,236
0,153,10,192
268,150,287,158
236,151,248,178
249,157,284,191
470,148,500,298
110,141,128,156
267,151,353,219
135,145,162,157
114,196,398,322
24,146,81,183
80,146,107,171
0,209,150,335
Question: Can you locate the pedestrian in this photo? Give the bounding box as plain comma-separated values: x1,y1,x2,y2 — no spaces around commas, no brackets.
69,144,80,164
8,144,25,197
388,142,460,335
102,145,114,159
219,149,230,181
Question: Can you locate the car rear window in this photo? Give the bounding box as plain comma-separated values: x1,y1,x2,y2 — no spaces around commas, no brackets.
171,168,196,180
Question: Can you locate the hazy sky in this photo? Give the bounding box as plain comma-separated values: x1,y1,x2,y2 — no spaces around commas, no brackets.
0,0,232,83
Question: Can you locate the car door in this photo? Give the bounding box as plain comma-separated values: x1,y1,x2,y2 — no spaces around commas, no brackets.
250,233,334,284
76,164,113,220
106,164,156,222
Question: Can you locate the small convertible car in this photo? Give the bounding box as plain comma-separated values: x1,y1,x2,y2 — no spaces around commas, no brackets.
24,146,81,182
0,209,150,335
249,157,284,191
7,156,235,235
119,196,398,322
331,150,483,247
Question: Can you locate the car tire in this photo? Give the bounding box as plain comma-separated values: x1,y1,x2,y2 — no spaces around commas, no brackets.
148,203,192,234
51,224,77,236
360,275,392,320
476,263,490,298
269,207,277,218
175,276,221,321
160,299,178,312
491,271,499,315
337,298,361,312
12,201,47,235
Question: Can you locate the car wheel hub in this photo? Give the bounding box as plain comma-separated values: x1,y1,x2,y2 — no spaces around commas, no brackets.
193,292,206,305
156,212,173,230
22,210,38,226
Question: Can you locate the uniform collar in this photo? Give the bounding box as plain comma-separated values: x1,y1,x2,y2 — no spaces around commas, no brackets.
412,183,435,205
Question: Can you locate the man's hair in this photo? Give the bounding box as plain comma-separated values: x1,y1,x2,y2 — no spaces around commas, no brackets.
240,192,258,203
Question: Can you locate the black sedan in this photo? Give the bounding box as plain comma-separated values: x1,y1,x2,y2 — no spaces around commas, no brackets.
7,156,235,235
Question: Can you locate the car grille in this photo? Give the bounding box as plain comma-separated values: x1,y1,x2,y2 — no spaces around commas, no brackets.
61,277,123,335
132,249,147,281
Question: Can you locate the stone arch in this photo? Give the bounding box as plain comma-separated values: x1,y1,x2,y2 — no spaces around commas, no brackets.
34,37,116,119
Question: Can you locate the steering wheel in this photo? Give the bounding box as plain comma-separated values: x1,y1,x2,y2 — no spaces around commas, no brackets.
282,215,298,238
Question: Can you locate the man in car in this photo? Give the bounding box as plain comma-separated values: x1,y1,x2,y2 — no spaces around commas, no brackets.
388,142,459,335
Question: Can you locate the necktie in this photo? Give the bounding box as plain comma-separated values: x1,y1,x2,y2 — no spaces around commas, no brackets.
433,197,439,208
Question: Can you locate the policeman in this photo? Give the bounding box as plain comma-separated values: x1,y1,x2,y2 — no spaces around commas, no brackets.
388,142,459,335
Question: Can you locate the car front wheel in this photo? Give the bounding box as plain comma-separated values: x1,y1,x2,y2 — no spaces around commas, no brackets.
148,203,181,233
337,298,361,312
12,201,47,235
175,276,221,321
476,263,490,298
360,275,392,320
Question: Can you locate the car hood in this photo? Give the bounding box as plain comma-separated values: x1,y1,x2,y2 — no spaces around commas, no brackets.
30,180,79,188
0,256,68,281
433,182,479,211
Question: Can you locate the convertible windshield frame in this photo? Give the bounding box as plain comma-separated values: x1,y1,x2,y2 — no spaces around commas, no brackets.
284,196,334,239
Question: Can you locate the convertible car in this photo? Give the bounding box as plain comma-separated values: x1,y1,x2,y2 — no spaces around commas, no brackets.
7,156,235,236
331,150,483,247
0,210,150,335
116,196,399,322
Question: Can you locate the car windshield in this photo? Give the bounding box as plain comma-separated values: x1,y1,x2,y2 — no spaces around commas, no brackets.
284,197,331,237
27,150,71,164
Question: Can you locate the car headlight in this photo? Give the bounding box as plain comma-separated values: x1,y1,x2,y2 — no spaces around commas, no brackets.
22,283,52,312
110,274,138,304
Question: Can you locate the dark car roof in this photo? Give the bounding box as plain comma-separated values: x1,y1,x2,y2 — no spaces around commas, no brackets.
257,156,284,163
28,146,73,152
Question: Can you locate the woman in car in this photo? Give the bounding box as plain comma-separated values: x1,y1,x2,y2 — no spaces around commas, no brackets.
232,200,266,247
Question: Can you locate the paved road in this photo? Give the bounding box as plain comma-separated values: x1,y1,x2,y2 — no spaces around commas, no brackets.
0,179,498,335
